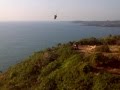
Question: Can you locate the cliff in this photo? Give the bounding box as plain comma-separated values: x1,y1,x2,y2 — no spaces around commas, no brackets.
0,35,120,90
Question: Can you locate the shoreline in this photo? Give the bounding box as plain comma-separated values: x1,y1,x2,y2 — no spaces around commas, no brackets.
72,21,120,27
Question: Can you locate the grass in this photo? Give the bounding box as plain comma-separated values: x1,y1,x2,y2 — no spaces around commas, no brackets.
0,35,120,90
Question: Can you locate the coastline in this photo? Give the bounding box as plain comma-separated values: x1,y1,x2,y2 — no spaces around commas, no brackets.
72,21,120,27
0,35,120,89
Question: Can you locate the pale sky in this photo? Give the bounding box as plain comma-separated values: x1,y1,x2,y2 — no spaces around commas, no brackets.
0,0,120,21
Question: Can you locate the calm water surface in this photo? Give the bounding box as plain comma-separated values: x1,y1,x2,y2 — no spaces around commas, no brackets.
0,21,120,71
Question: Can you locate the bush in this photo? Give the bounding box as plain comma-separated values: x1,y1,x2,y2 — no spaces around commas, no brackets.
90,53,106,66
101,35,120,45
40,61,60,77
38,77,57,90
83,64,93,74
93,73,120,90
79,37,101,45
95,45,110,52
118,47,120,53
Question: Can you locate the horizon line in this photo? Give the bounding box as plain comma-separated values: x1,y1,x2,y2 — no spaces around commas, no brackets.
0,20,120,22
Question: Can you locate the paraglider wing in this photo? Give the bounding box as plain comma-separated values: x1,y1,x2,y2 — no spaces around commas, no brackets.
54,14,57,19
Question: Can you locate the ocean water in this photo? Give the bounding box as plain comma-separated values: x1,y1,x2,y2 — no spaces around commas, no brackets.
0,21,120,71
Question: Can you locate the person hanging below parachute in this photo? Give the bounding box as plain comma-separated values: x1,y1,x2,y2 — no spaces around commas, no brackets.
54,14,57,19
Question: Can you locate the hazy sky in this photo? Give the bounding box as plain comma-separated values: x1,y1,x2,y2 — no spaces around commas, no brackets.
0,0,120,21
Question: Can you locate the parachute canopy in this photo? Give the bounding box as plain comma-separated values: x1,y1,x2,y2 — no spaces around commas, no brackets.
54,14,57,19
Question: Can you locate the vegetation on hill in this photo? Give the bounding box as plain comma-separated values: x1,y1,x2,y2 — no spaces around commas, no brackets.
0,35,120,90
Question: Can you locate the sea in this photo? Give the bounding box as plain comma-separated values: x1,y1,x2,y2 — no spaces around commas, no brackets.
0,21,120,71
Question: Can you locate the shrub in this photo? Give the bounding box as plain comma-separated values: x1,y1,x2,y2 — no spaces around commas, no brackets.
38,77,57,90
101,35,120,45
56,45,76,60
90,53,106,66
79,37,101,45
93,73,120,90
118,47,120,53
83,64,93,74
40,61,60,77
95,45,110,52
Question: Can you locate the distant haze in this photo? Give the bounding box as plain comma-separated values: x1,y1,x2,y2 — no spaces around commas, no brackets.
0,0,120,21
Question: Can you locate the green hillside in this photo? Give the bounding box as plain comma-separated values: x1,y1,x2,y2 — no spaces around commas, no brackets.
0,35,120,90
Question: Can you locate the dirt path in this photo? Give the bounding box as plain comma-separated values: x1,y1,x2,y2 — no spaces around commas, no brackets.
76,45,120,75
78,45,120,53
78,45,96,53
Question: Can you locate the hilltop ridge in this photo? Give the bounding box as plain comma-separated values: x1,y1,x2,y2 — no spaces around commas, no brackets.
0,35,120,90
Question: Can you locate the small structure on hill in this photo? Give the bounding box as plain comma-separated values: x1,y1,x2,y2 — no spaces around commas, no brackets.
73,43,79,50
